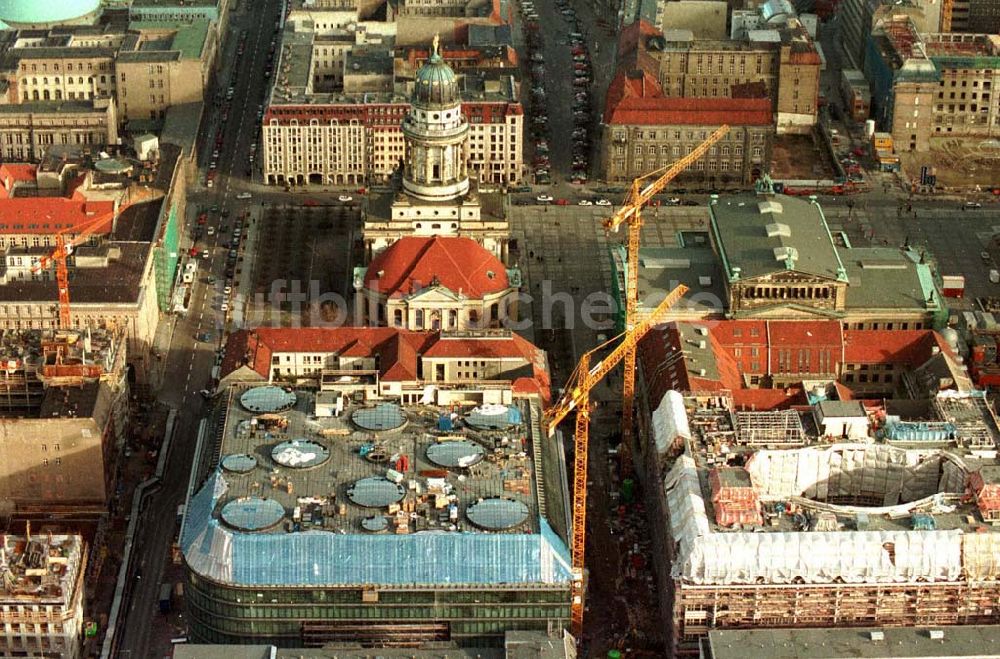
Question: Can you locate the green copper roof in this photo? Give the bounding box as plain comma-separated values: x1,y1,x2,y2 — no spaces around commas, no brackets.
414,53,459,106
0,0,99,24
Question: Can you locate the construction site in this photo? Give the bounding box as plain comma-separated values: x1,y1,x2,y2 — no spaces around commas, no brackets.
181,383,572,648
0,531,86,659
0,328,130,516
636,386,1000,656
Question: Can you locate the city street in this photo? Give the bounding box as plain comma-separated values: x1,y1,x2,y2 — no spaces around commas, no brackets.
114,0,284,654
109,0,1000,652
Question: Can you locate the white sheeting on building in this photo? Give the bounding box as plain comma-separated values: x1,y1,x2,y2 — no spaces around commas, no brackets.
652,390,690,454
652,393,979,587
679,529,964,585
745,444,943,505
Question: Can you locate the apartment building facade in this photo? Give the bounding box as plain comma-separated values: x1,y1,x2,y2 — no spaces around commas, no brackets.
0,20,218,126
622,20,820,134
866,18,1000,151
0,98,119,161
262,99,522,185
599,71,774,183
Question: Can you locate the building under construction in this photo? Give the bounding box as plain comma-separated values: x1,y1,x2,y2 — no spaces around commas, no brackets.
181,383,572,648
0,328,129,517
0,532,86,659
638,388,1000,656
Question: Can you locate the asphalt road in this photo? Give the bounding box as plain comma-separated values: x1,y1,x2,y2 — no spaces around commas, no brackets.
115,0,284,655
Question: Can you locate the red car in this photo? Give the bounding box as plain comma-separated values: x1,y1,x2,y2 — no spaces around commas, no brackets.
197,213,208,224
189,247,200,257
554,198,570,206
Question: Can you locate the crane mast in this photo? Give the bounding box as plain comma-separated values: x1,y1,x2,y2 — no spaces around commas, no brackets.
545,284,688,637
603,125,730,474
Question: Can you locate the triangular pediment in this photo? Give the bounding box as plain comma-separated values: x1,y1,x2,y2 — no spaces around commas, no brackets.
407,285,464,303
733,303,845,320
741,270,841,285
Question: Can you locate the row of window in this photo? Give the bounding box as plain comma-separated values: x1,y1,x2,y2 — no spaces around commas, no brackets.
20,61,105,73
622,144,743,157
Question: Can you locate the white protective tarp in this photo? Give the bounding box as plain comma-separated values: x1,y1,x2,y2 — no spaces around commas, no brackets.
677,528,964,585
663,455,711,556
745,444,942,505
652,390,691,454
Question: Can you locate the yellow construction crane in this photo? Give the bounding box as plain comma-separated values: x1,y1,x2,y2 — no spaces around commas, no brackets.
941,0,953,32
544,284,688,638
603,125,729,473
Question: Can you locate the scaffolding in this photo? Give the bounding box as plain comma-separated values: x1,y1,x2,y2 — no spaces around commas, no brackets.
932,394,999,449
734,410,806,447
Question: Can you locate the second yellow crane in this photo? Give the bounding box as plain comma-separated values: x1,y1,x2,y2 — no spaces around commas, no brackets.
603,125,730,473
544,284,688,638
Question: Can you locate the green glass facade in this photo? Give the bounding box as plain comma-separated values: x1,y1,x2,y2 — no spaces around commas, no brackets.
185,572,571,648
153,203,181,312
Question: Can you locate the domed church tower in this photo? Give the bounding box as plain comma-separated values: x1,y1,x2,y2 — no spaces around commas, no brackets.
401,35,470,201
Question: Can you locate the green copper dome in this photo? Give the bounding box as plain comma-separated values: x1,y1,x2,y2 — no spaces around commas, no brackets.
0,0,99,26
414,37,459,107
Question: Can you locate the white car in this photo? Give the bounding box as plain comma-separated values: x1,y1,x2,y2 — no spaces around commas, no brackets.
206,227,215,236
595,199,612,206
224,285,233,296
536,194,554,203
666,197,681,205
220,302,229,312
236,192,252,200
578,199,593,206
338,195,353,202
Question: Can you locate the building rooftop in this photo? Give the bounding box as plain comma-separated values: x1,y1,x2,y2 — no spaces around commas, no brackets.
612,244,725,319
705,625,1000,658
654,391,1000,587
181,385,572,587
174,631,572,658
127,20,213,60
841,247,939,312
603,70,774,126
0,0,99,26
0,533,83,604
709,192,847,282
363,236,511,298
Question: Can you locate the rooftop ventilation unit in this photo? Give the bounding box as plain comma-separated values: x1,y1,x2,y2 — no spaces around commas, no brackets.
765,221,791,238
773,246,798,262
758,200,783,214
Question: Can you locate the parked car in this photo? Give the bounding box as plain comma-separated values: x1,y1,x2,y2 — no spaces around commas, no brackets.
578,199,593,206
595,199,612,206
236,192,252,200
536,194,554,203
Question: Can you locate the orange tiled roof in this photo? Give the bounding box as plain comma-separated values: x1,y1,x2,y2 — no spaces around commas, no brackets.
365,236,510,299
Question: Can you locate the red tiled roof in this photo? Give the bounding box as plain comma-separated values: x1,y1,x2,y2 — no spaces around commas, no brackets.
639,321,956,409
732,386,806,411
422,332,537,359
219,328,550,401
617,19,662,58
0,164,36,198
603,71,773,126
365,236,510,298
0,198,116,235
842,330,951,365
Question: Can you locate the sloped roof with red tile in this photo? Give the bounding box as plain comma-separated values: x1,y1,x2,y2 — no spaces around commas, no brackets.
219,328,550,399
732,386,806,411
603,70,773,126
842,330,951,365
364,236,510,298
0,198,116,235
617,19,662,58
0,164,36,198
